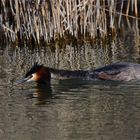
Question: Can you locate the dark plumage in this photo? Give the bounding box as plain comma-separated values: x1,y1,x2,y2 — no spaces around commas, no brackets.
25,63,43,78
91,62,140,81
16,62,140,85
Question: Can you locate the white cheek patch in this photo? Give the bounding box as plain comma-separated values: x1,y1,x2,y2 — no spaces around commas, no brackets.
27,73,38,82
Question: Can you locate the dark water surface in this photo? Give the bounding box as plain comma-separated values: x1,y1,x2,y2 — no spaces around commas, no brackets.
0,34,140,140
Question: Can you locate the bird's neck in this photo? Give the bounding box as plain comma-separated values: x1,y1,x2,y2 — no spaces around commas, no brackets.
48,67,88,79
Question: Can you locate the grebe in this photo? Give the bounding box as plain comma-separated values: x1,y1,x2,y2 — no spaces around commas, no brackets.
16,62,140,84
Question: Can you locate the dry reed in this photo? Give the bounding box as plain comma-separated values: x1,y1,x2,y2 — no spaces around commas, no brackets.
0,0,139,45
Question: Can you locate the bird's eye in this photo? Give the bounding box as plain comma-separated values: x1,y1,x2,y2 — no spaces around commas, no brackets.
29,75,33,78
26,75,33,79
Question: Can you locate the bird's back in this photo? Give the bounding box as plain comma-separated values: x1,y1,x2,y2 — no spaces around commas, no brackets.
89,62,140,81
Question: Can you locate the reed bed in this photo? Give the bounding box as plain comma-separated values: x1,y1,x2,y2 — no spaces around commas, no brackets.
0,0,139,45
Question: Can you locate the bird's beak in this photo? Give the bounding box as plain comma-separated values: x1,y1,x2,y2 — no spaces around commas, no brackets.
15,77,31,84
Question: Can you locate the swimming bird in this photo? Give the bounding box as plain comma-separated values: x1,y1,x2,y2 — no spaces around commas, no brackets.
16,62,140,84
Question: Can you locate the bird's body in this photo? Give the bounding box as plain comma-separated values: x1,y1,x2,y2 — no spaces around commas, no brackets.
16,62,140,85
89,62,140,81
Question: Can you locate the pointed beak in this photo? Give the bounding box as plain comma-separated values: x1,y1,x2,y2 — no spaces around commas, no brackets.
15,77,30,84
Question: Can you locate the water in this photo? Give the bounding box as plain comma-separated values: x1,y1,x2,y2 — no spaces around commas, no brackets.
0,34,140,140
0,79,140,140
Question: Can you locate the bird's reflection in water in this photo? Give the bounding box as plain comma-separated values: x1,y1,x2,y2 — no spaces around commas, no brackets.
29,84,53,105
25,79,122,105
